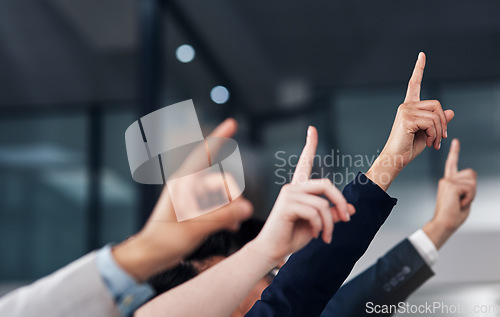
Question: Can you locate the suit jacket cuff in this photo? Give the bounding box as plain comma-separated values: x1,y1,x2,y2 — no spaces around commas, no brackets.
345,172,398,214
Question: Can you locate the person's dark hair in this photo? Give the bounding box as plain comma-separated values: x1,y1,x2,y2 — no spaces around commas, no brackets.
148,262,197,295
148,231,232,295
148,217,265,296
229,218,264,251
186,231,233,262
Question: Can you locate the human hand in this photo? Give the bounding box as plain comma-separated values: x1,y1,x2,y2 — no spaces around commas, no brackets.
423,139,477,249
252,126,355,264
113,118,253,282
367,52,455,191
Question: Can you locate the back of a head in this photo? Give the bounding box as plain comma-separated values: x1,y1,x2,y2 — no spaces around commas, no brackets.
148,263,198,295
147,218,264,296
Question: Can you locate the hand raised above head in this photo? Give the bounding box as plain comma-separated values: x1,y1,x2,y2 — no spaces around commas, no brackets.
423,139,477,249
113,118,253,282
436,139,477,226
367,52,455,191
385,52,455,164
253,126,355,263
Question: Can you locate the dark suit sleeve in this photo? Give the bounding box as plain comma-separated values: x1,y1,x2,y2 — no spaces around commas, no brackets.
320,239,434,317
246,172,398,317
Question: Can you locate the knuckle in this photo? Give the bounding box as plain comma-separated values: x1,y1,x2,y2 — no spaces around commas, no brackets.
403,111,414,122
313,213,321,224
320,199,330,209
281,184,292,193
464,168,477,178
432,113,441,122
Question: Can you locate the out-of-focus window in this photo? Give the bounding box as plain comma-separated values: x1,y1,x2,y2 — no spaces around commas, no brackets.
0,114,88,281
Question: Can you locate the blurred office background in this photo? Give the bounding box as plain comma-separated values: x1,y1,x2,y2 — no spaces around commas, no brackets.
0,0,499,315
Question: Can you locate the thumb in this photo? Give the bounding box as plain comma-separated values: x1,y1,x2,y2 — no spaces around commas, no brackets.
444,110,455,123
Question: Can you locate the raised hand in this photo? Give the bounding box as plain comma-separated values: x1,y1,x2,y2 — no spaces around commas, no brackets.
367,52,455,191
113,118,253,282
253,126,355,263
423,139,477,249
388,52,455,160
146,117,252,228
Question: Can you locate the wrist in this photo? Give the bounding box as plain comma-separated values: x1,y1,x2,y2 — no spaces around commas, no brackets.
366,152,403,191
112,233,182,283
245,238,282,269
422,220,455,250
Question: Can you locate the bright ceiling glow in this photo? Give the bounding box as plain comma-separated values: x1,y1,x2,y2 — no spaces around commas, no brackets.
175,44,195,63
210,85,230,104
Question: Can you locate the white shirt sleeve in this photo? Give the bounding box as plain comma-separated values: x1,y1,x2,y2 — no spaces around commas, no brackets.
408,229,439,267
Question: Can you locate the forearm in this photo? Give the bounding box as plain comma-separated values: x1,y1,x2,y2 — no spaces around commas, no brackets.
112,237,178,283
112,227,203,283
136,240,278,317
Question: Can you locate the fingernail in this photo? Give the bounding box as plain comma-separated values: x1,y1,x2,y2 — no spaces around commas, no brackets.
307,126,312,138
327,236,332,244
345,211,351,221
418,52,423,59
438,142,441,150
444,130,448,138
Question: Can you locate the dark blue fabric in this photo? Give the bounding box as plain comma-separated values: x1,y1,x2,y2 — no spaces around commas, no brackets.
321,239,434,317
246,172,398,317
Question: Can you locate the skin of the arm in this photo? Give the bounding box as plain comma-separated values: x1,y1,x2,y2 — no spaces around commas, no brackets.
135,126,355,317
113,118,254,283
136,240,278,317
247,52,456,317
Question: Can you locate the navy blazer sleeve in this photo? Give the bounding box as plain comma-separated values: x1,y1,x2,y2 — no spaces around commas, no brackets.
320,239,434,317
246,172,398,317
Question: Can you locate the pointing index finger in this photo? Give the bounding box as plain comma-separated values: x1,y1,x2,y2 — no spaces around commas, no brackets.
445,138,460,178
404,52,426,103
292,126,318,184
208,118,238,138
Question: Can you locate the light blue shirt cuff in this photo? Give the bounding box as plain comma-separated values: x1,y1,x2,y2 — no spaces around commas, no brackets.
96,245,156,317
